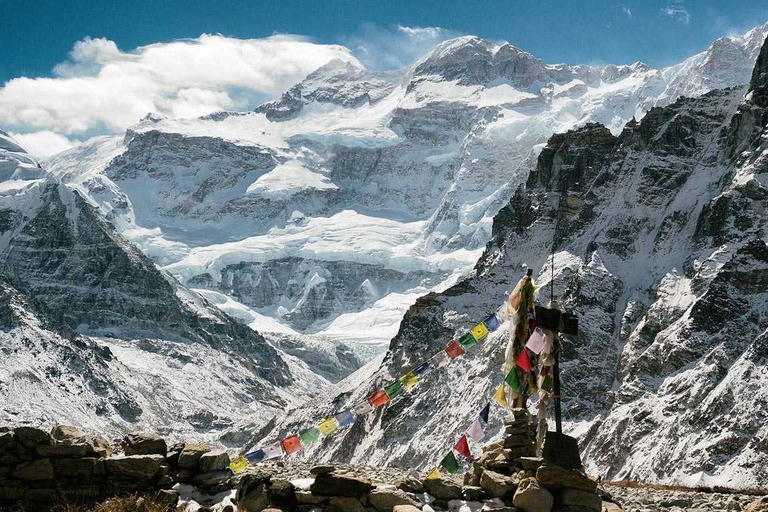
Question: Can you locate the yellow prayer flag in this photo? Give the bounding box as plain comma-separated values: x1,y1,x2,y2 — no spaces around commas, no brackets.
229,456,249,474
492,383,508,408
471,322,490,341
426,467,442,480
318,417,338,436
400,372,418,388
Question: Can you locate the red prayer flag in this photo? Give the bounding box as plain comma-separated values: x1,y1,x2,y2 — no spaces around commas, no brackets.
369,390,390,408
282,434,302,455
445,340,466,359
454,435,471,458
516,348,532,372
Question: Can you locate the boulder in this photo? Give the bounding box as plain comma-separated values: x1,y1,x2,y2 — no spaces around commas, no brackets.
14,427,53,448
480,469,516,499
328,496,367,512
396,472,424,493
235,471,271,511
557,488,602,511
154,489,180,507
310,464,336,475
36,443,88,458
504,445,536,459
12,458,54,480
518,457,545,472
198,450,230,473
462,486,486,501
0,485,24,501
192,469,231,486
0,432,16,452
54,457,99,477
503,410,529,425
121,431,167,456
296,490,327,504
311,471,372,498
422,477,462,500
25,488,56,503
177,442,210,469
536,464,597,493
104,454,164,480
393,506,421,512
370,487,421,511
512,477,553,512
51,425,112,457
603,502,623,512
269,479,297,510
504,435,533,448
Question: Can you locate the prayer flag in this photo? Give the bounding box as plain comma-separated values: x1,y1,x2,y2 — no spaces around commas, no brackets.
483,313,501,332
282,435,302,456
413,361,433,377
353,400,374,416
229,456,249,473
467,416,486,442
470,322,489,341
299,427,320,446
369,390,390,408
384,380,403,399
526,328,547,354
505,368,522,393
479,403,490,424
496,303,510,323
445,340,465,359
318,417,338,436
540,374,553,393
400,372,418,388
454,435,471,458
244,449,264,464
440,451,460,473
458,332,477,350
262,441,284,460
492,384,508,408
516,349,532,372
426,467,442,480
334,409,355,428
430,351,450,368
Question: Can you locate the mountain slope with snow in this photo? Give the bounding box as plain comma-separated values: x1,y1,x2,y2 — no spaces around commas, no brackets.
45,23,768,348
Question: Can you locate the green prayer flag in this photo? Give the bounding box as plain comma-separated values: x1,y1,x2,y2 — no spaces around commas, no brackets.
384,380,403,399
458,332,477,350
440,451,460,473
505,367,522,393
540,374,553,393
299,427,320,445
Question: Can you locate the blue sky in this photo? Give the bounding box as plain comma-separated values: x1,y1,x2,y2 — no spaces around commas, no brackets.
1,0,767,156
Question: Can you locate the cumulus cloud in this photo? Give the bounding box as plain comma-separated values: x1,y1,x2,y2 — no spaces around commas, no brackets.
0,34,358,136
344,24,462,71
9,131,80,159
661,5,691,25
621,6,632,19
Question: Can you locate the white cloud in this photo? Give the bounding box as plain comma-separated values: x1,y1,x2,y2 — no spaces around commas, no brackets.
9,131,79,158
621,6,633,19
661,5,691,25
344,24,462,71
0,34,358,136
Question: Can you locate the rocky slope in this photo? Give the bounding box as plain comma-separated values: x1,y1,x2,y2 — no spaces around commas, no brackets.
45,23,768,347
0,132,356,444
249,36,768,488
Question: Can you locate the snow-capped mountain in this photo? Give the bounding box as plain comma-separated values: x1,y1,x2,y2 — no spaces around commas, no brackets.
251,35,768,488
46,23,768,351
0,131,359,444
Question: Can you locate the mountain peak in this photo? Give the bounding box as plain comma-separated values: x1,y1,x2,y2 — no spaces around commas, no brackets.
748,34,768,107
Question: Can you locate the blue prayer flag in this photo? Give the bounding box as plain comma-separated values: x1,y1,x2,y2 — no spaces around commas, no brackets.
334,409,355,428
245,449,265,463
483,313,501,332
479,402,490,424
413,361,433,377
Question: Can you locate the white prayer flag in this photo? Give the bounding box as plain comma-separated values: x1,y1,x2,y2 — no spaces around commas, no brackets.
526,328,547,354
353,400,374,416
496,303,510,323
430,351,450,369
467,416,486,442
262,440,284,460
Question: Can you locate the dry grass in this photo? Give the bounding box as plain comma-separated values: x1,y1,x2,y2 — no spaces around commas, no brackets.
605,479,768,497
1,495,182,512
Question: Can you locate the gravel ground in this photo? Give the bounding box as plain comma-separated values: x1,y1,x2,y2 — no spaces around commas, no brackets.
602,483,767,511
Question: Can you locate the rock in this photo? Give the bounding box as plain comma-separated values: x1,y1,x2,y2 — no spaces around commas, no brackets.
311,471,372,498
193,469,231,486
328,496,367,512
54,457,98,477
504,435,534,448
177,442,210,468
121,431,167,456
25,488,56,503
296,490,327,504
396,472,424,493
269,479,297,510
154,489,180,506
518,457,545,472
422,478,462,500
51,425,112,457
236,471,271,511
310,464,336,475
12,458,54,480
513,477,553,512
60,485,103,501
36,443,88,458
504,445,536,459
487,456,513,474
462,486,486,501
104,454,164,480
484,441,505,453
603,503,622,512
50,425,81,441
166,442,184,466
0,432,15,452
746,498,768,512
14,427,53,448
393,506,421,512
370,487,421,511
558,488,602,511
480,469,516,499
503,410,529,424
198,450,230,472
536,465,597,493
0,485,24,501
